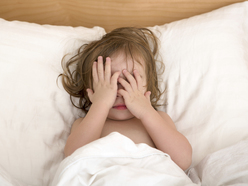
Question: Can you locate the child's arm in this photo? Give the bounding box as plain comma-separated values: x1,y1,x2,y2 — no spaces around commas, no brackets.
118,69,192,170
141,110,192,171
64,102,110,157
64,56,120,157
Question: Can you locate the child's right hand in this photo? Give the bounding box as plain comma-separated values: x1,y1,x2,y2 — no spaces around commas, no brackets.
86,56,120,110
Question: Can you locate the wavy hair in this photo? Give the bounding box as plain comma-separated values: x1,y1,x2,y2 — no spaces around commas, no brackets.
59,27,165,114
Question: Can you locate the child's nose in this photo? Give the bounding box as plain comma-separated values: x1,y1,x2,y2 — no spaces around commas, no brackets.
117,82,124,90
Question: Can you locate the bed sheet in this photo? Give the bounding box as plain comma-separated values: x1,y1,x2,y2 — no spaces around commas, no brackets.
0,165,23,186
189,139,248,185
52,132,197,186
0,1,248,185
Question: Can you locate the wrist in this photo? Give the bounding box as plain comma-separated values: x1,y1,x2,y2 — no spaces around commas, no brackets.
139,105,156,121
91,100,113,110
89,102,110,116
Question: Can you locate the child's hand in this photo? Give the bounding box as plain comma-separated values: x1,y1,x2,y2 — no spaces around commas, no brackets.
118,69,153,119
87,56,120,109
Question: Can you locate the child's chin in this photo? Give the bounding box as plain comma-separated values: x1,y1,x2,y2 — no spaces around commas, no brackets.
107,110,134,121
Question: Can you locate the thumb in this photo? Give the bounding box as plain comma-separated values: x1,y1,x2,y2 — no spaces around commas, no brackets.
145,91,151,101
86,88,94,102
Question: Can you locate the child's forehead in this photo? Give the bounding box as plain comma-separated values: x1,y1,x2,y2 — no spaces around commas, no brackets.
110,51,146,72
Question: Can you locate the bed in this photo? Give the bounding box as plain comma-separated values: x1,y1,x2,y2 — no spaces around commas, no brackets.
0,0,248,185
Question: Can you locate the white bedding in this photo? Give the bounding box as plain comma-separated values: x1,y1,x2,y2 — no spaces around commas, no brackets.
1,135,247,186
189,139,248,186
0,166,22,186
51,132,197,186
0,1,248,185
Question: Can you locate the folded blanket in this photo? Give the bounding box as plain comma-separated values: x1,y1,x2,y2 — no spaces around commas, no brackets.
52,132,197,186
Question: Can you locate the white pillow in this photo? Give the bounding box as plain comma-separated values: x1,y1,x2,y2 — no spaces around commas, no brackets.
0,18,105,185
149,1,248,168
1,1,248,185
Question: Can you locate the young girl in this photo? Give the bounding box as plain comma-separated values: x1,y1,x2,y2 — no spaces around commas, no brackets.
60,27,192,171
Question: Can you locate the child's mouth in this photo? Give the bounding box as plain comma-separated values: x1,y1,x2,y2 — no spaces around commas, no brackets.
112,105,127,110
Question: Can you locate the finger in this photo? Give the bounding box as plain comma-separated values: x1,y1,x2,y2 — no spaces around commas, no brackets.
145,91,151,102
123,69,137,90
123,69,138,90
86,88,94,102
105,57,111,82
97,56,104,81
118,89,129,100
92,62,98,83
110,71,121,86
118,77,133,93
133,69,143,91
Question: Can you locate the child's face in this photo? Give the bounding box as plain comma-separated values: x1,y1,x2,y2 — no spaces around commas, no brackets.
107,51,147,121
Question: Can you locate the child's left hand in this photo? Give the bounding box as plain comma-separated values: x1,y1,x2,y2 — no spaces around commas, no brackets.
117,69,153,120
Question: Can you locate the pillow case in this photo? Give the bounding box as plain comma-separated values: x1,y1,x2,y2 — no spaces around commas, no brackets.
149,1,248,168
0,18,105,185
1,1,248,185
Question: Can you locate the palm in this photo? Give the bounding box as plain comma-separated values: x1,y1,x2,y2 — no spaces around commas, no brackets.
87,56,120,110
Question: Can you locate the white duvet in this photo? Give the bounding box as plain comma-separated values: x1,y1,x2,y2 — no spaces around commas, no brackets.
1,133,247,186
189,139,248,186
51,132,196,186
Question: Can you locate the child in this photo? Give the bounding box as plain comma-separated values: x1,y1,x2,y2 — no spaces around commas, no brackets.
60,27,192,171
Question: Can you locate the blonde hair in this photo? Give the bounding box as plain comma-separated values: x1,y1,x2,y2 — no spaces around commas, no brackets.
59,27,164,114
